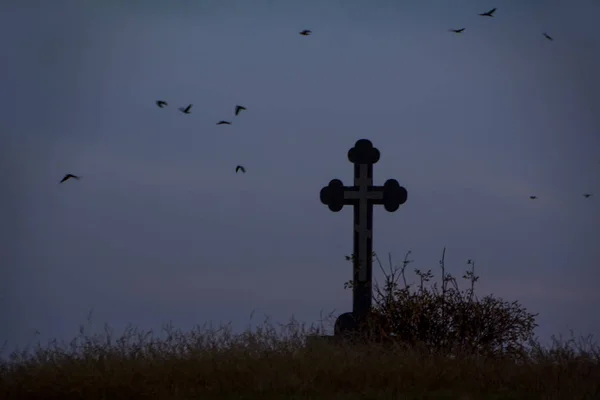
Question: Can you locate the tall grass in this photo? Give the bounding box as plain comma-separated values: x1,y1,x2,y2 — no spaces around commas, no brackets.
2,249,599,399
1,317,599,399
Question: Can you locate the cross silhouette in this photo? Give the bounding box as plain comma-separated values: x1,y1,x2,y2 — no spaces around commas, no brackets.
320,139,408,324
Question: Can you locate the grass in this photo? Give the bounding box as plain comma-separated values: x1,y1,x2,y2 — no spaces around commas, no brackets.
1,315,599,400
2,249,597,399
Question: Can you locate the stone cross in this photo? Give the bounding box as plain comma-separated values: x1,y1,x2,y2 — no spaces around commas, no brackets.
320,139,408,325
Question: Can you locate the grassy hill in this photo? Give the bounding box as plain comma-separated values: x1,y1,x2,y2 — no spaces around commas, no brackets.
1,316,598,400
2,251,598,399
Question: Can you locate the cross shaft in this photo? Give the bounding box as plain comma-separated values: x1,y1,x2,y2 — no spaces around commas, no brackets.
320,139,407,325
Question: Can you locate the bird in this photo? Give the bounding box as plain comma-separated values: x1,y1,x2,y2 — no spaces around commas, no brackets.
179,104,192,114
235,105,246,116
449,28,465,33
235,165,246,173
60,174,80,183
299,30,311,36
479,8,496,17
217,121,232,125
156,100,168,108
529,196,537,200
543,32,553,41
583,193,593,198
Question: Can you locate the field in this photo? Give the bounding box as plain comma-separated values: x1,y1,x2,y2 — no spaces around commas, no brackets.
1,315,599,400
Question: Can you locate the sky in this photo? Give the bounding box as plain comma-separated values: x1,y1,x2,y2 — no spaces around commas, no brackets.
1,0,599,354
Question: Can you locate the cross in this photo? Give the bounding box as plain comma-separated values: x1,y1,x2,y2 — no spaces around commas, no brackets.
320,139,408,325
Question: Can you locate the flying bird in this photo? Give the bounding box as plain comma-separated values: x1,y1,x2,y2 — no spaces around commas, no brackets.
235,105,246,116
543,32,553,41
235,165,246,173
583,193,593,198
179,104,192,114
299,30,312,36
449,28,465,33
217,121,232,125
479,8,496,17
529,196,537,200
60,174,80,183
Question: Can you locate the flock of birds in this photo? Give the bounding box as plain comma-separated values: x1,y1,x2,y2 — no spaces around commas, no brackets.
155,102,247,173
59,103,248,184
448,8,554,41
57,7,594,202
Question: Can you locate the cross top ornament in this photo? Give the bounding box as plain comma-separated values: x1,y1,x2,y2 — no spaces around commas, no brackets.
320,139,408,327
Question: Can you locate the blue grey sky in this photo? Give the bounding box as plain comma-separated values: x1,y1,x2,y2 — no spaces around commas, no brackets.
2,0,599,352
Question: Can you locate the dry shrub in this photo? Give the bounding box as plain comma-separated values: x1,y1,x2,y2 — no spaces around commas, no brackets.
345,248,538,360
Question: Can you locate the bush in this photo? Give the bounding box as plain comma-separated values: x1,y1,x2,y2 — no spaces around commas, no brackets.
343,248,538,359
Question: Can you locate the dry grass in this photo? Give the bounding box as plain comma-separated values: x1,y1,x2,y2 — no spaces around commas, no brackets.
2,248,596,399
1,315,599,400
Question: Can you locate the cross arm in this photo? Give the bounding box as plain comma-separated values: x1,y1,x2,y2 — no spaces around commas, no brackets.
320,179,407,212
370,179,408,211
320,179,355,211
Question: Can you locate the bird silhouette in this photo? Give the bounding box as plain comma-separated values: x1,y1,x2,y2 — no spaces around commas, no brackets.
299,30,312,36
529,196,537,200
60,174,80,183
217,121,232,125
583,193,593,198
179,104,192,114
449,28,465,33
543,32,553,41
156,100,168,108
235,105,246,116
236,165,246,173
479,8,496,17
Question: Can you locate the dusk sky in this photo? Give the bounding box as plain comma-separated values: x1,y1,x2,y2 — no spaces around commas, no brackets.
2,0,599,354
